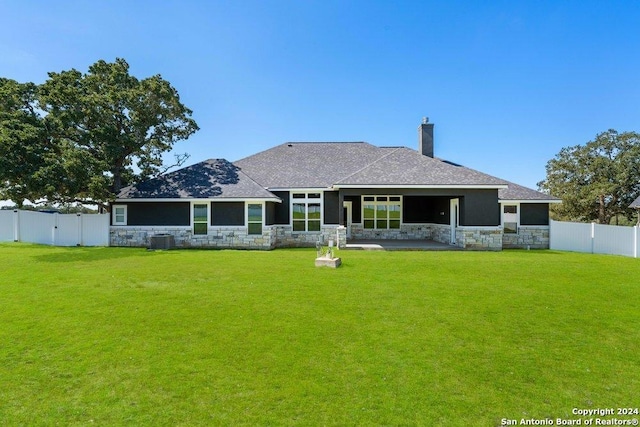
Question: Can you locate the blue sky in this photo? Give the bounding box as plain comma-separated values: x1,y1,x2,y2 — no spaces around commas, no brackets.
2,0,639,189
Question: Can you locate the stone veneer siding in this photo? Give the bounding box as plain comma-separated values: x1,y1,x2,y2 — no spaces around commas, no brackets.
273,225,346,248
502,226,550,249
110,226,276,249
456,227,503,250
110,224,550,251
351,224,432,240
110,225,346,250
350,223,455,245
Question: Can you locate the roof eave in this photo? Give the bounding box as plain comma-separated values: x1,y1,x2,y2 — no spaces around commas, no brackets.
113,197,282,203
332,184,509,190
499,199,562,204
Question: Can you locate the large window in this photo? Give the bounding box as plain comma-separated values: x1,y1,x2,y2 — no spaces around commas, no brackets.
363,196,401,229
292,192,321,231
247,203,263,235
193,203,208,235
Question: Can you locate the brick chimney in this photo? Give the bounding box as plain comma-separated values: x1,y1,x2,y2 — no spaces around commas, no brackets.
418,117,434,158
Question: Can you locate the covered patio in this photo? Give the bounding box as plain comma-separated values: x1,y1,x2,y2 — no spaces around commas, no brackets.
345,239,462,251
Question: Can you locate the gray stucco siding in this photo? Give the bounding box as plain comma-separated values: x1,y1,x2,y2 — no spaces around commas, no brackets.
265,202,276,226
324,191,340,224
125,202,190,226
520,203,550,225
271,191,290,225
211,202,244,226
459,190,500,226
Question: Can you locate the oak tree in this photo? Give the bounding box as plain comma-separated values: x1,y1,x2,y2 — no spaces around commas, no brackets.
538,130,640,224
0,58,199,208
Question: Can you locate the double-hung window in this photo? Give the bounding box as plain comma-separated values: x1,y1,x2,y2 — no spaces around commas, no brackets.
193,203,208,235
292,192,321,231
363,196,401,229
247,203,263,235
112,205,127,225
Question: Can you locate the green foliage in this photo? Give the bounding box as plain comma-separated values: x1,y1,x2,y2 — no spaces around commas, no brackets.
0,59,198,207
1,245,639,425
538,130,640,224
0,79,53,207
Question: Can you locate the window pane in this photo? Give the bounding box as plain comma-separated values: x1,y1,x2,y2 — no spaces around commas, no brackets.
308,220,320,231
248,204,262,222
377,204,387,218
389,220,400,229
504,205,517,214
377,196,387,202
363,196,374,201
293,203,306,220
364,220,374,229
504,222,518,234
377,219,387,229
363,205,375,219
389,204,401,219
193,204,207,222
292,193,305,199
308,193,321,199
248,223,262,235
194,222,207,235
293,220,306,231
308,203,321,220
389,196,401,202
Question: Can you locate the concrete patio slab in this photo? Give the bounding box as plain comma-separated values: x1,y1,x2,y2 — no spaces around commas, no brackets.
345,239,461,251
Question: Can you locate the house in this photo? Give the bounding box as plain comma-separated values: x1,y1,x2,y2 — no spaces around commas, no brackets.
110,120,560,250
631,195,640,226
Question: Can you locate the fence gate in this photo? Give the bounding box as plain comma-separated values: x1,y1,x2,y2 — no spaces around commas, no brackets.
0,210,109,246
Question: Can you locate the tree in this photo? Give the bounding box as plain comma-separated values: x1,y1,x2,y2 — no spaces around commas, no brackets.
538,129,640,224
0,58,199,208
0,78,56,207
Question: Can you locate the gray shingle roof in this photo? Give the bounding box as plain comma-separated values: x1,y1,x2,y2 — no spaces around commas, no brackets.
335,147,509,186
498,181,561,202
117,143,557,202
235,142,509,188
234,142,391,188
630,195,640,208
116,159,278,200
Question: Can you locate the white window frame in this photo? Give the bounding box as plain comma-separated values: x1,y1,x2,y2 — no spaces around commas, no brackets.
112,205,127,225
362,195,402,230
246,202,264,235
192,202,210,235
501,203,520,234
291,191,323,232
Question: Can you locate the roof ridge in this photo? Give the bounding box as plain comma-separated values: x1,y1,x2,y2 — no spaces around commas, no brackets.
284,141,367,144
233,161,279,198
334,147,403,184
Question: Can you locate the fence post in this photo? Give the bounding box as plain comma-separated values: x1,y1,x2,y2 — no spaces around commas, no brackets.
52,212,59,246
13,210,19,242
77,213,83,246
590,222,595,254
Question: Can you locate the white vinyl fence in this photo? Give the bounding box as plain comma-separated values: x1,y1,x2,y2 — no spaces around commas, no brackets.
550,220,639,258
0,210,109,246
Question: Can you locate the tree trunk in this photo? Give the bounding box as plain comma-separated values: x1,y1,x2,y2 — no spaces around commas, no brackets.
598,194,606,224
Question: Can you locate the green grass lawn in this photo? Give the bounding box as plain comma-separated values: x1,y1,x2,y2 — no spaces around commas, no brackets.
0,244,639,426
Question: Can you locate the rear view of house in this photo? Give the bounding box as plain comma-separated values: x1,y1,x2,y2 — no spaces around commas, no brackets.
110,120,559,250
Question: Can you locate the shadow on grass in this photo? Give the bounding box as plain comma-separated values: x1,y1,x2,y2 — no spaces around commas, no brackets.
31,246,173,263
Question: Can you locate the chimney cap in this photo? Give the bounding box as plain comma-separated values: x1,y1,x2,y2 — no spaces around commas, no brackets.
422,117,429,124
